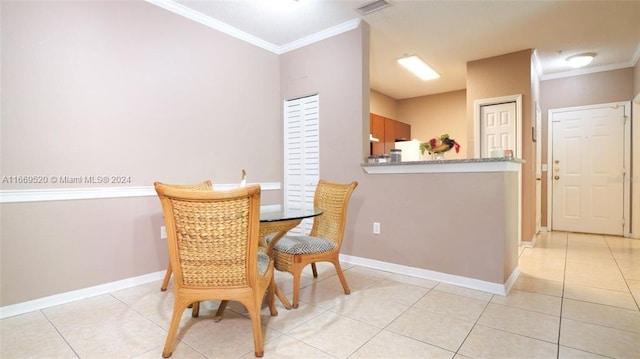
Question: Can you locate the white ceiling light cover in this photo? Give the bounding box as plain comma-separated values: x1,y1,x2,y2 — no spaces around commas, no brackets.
566,53,596,68
397,55,440,81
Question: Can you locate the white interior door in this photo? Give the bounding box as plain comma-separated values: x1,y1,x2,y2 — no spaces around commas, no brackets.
284,94,320,235
551,105,625,235
480,102,517,157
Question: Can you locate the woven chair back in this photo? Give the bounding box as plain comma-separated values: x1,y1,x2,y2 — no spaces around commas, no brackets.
310,180,358,245
155,184,261,288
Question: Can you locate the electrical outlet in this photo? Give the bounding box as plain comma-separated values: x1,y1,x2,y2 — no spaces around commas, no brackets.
160,226,167,239
373,222,381,234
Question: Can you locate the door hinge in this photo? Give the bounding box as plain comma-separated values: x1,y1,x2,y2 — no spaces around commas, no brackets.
622,218,626,227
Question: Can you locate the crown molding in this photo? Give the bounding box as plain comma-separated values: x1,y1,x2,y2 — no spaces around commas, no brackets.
146,0,280,53
146,0,360,55
278,18,361,54
540,61,635,81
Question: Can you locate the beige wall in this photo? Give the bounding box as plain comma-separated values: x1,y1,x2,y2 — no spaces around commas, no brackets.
3,2,515,307
397,90,467,159
539,68,635,229
370,90,397,119
352,170,520,284
5,1,635,308
1,1,283,305
466,49,537,244
289,29,517,285
280,23,370,180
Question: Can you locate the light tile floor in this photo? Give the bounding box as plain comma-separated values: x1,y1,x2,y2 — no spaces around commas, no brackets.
2,231,640,358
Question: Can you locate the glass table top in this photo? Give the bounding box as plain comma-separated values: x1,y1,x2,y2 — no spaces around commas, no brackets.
259,206,323,222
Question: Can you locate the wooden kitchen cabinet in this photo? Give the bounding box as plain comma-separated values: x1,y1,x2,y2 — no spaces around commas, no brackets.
370,113,385,156
395,121,411,142
370,113,411,155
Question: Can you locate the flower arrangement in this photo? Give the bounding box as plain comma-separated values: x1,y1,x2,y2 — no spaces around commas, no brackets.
420,133,461,155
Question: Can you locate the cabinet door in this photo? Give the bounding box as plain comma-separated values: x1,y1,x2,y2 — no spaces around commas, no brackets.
383,118,396,154
370,114,412,155
370,113,385,155
395,121,411,141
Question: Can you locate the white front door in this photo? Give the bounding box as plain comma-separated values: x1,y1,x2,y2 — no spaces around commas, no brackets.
480,102,517,157
551,105,625,235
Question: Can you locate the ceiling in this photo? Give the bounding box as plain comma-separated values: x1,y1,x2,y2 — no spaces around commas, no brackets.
158,0,640,100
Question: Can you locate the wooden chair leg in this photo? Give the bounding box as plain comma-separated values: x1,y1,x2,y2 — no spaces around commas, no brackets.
247,301,265,357
267,278,278,316
292,267,303,309
213,300,228,322
162,299,190,358
161,264,172,291
311,262,318,277
191,301,200,317
333,260,351,295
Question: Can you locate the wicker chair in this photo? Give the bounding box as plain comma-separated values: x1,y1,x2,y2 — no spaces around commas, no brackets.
269,180,358,308
159,180,213,292
155,183,275,358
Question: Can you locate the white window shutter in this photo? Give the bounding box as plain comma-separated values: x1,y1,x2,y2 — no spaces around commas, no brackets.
284,94,319,235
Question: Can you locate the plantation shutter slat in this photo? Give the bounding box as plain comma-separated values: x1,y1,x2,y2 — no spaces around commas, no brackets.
284,94,319,235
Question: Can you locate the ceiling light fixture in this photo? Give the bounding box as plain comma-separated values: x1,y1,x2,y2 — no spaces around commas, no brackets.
397,55,440,81
566,52,596,68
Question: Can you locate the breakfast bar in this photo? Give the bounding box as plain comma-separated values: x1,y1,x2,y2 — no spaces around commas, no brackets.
360,157,523,295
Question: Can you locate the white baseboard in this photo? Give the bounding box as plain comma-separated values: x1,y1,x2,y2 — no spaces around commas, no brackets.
339,254,518,296
0,271,165,319
1,253,520,319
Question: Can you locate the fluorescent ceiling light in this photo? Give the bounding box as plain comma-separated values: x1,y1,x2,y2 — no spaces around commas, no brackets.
397,55,440,81
566,53,596,68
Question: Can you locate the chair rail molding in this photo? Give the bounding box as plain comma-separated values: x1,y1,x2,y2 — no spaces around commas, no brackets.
0,182,281,203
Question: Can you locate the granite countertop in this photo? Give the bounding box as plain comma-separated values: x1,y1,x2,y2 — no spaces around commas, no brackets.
362,157,525,167
361,157,525,174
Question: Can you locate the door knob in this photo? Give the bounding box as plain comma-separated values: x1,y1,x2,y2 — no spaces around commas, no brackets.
554,175,560,180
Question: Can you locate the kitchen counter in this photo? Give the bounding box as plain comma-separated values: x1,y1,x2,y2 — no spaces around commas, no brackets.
358,157,523,295
361,157,524,174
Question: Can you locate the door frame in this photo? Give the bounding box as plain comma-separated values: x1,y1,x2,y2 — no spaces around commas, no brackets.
547,101,631,237
474,94,522,158
634,94,640,239
535,102,542,235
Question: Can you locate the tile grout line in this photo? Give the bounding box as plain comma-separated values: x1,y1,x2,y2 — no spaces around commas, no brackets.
555,231,569,359
40,309,82,359
604,235,640,312
452,293,494,356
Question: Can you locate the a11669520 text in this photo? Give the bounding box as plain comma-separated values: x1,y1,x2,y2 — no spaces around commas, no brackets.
1,175,132,185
